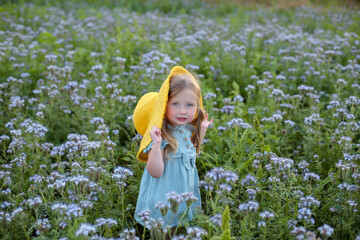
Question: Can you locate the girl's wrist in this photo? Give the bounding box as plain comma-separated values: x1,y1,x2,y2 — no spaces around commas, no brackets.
152,141,162,148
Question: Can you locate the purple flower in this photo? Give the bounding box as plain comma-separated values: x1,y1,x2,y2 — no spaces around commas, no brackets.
259,211,274,220
166,192,183,214
138,209,151,222
155,202,170,217
318,224,334,237
119,228,139,240
187,226,208,239
239,201,259,213
181,192,198,208
76,223,96,237
210,214,222,226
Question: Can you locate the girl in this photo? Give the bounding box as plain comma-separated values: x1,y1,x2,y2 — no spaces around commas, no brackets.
133,66,213,229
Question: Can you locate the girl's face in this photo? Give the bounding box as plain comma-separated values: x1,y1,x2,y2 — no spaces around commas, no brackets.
166,88,198,126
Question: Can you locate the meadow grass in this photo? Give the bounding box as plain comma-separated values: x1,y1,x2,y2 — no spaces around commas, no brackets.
0,1,359,239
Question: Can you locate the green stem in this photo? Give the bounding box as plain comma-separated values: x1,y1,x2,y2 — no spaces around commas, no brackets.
141,222,146,240
21,222,30,240
173,206,190,237
39,189,47,203
120,183,125,228
263,225,267,240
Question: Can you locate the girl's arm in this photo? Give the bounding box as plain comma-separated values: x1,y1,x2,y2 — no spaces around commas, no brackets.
146,126,165,178
200,110,213,144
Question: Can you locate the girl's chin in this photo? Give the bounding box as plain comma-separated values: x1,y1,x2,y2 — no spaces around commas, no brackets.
169,121,187,126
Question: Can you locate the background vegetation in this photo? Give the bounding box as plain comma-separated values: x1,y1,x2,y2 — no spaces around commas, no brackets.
0,0,359,239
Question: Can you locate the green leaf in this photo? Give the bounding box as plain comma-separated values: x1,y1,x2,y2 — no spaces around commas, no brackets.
220,205,231,240
253,116,260,132
268,135,279,141
230,81,240,96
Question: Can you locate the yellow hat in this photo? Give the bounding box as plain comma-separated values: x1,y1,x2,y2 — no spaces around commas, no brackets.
133,66,203,162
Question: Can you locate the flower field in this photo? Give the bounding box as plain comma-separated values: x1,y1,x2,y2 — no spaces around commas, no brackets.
0,1,359,239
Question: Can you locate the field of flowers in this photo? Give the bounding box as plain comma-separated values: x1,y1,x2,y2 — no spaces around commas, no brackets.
0,1,359,239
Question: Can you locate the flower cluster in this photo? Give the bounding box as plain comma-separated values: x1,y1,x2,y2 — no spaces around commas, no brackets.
112,166,134,186
238,200,259,213
166,192,183,214
199,167,239,194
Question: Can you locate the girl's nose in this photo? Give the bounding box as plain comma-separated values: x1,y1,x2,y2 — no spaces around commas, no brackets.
179,106,186,114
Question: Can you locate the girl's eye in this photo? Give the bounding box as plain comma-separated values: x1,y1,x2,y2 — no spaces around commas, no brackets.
172,102,178,106
187,104,194,107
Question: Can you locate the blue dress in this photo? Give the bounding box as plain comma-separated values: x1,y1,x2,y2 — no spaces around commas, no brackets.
134,124,201,228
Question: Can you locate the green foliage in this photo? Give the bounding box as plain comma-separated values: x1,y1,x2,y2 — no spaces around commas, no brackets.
220,206,231,240
0,1,359,239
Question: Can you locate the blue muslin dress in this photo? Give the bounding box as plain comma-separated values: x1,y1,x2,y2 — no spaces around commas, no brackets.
134,124,201,228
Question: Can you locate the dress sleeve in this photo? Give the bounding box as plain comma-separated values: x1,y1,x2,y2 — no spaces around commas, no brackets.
143,140,169,153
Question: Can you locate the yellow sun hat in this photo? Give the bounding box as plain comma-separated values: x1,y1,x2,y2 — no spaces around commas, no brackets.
133,66,203,162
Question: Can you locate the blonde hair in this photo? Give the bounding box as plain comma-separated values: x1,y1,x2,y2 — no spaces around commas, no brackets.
161,74,204,160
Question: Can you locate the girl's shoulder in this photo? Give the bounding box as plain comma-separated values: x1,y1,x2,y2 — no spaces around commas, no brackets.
185,124,195,132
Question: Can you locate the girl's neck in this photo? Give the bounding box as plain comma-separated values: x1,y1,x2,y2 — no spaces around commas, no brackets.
167,123,188,129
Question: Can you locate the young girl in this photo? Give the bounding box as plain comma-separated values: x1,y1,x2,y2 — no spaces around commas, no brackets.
133,66,213,228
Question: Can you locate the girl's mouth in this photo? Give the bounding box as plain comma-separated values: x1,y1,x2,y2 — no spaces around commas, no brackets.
177,117,187,122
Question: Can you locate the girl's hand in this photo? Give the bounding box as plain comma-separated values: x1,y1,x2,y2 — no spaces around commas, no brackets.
149,126,162,144
147,125,164,178
202,110,213,130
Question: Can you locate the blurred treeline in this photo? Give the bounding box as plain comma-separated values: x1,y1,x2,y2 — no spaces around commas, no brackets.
1,0,359,16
